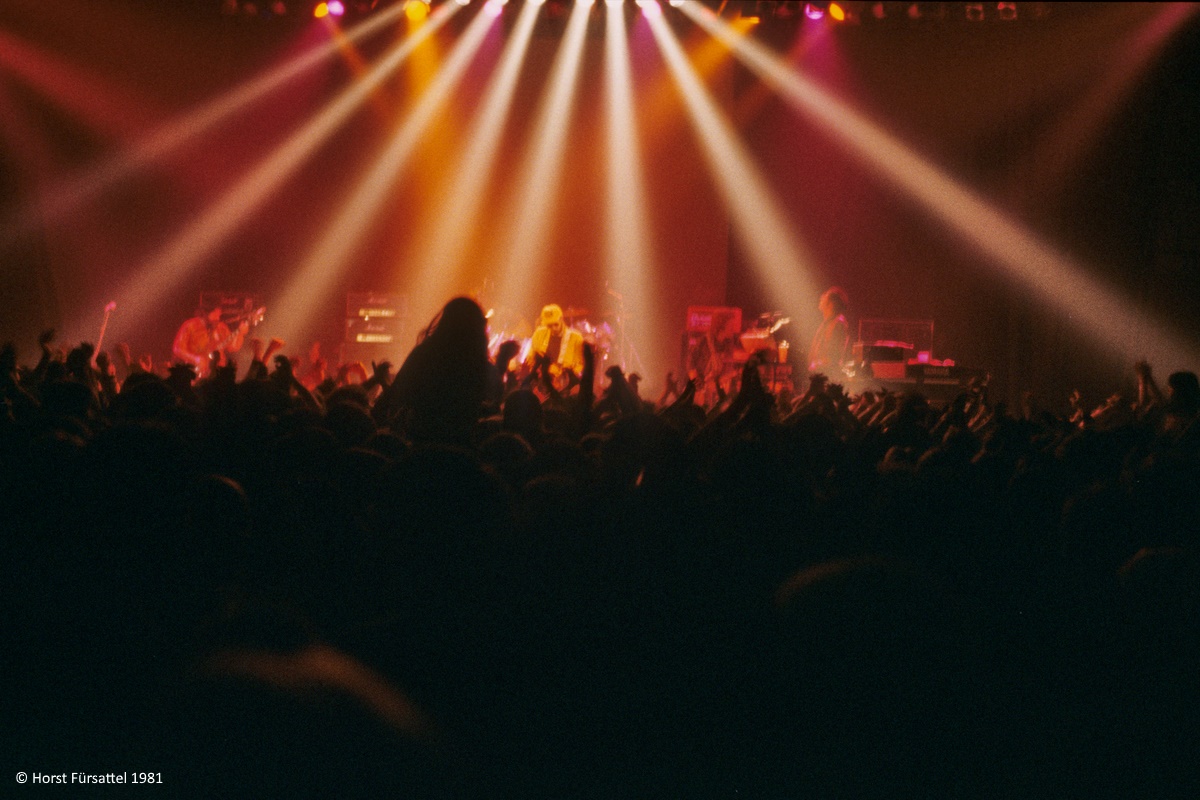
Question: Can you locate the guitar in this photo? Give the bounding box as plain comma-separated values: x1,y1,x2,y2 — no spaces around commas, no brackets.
174,306,266,377
528,353,579,395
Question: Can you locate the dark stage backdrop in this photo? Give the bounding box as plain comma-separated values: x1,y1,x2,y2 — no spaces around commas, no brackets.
727,4,1200,406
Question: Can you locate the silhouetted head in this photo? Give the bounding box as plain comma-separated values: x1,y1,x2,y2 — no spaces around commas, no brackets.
422,297,487,348
818,287,848,320
503,389,543,436
1167,371,1200,415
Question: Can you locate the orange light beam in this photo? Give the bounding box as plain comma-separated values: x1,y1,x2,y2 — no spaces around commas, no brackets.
327,20,394,122
681,0,1200,371
404,0,542,323
106,3,458,340
402,0,457,222
492,0,594,314
271,1,497,344
604,0,658,377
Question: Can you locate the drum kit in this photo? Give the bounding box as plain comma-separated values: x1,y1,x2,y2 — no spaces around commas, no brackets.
565,308,615,361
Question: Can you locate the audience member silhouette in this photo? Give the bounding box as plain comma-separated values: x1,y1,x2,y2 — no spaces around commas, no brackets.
376,296,490,445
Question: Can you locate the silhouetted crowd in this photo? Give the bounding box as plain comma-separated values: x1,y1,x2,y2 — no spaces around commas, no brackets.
4,297,1200,798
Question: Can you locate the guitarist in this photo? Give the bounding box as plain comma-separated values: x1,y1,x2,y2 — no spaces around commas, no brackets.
172,305,253,377
526,303,584,392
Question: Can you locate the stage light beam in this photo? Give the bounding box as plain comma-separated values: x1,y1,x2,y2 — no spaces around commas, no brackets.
679,0,1200,371
0,31,156,144
646,3,824,335
271,0,496,344
404,0,430,22
604,0,658,378
0,3,408,252
403,0,542,324
104,2,458,341
491,0,594,314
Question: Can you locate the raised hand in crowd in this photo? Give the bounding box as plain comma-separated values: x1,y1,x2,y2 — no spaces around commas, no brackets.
1020,389,1037,421
272,354,319,410
1067,388,1087,426
94,350,119,401
658,370,680,406
579,341,596,412
114,342,133,378
1134,359,1163,410
28,328,57,383
363,360,392,392
266,338,286,363
337,361,369,386
247,338,269,380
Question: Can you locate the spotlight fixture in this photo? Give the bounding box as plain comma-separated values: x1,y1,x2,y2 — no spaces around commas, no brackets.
639,0,663,17
804,3,827,21
403,0,430,20
313,1,345,17
964,2,984,21
997,1,1017,21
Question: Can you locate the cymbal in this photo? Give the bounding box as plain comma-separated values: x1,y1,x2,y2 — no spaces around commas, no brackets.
562,306,589,318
